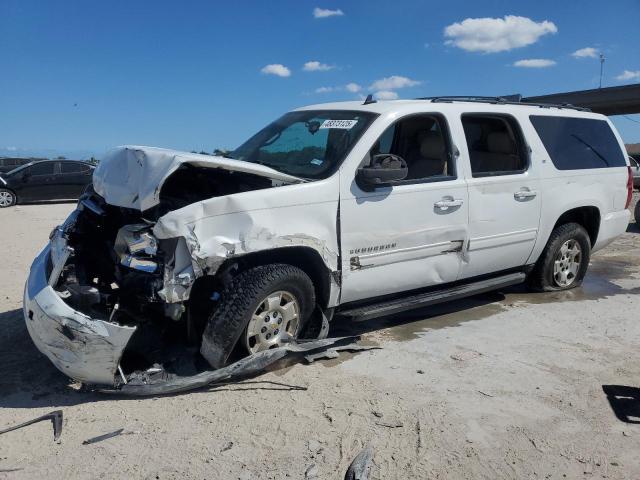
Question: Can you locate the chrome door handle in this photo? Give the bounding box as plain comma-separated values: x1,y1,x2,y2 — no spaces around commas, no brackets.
434,197,464,210
514,189,537,200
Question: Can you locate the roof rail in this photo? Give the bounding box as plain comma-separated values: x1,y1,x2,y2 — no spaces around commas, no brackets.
415,95,590,112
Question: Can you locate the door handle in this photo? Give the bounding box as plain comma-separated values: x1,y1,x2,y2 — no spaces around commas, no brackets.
514,189,537,201
434,196,464,210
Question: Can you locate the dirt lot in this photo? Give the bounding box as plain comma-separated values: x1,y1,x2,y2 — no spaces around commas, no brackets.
1,197,639,479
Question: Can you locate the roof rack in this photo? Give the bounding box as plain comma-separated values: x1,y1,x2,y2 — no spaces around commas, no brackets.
415,95,590,112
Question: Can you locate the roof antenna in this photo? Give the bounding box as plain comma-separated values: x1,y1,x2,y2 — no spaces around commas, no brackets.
363,94,377,105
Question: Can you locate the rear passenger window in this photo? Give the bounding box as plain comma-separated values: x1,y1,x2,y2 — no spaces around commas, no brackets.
29,162,55,175
61,162,89,174
530,116,626,169
462,115,528,177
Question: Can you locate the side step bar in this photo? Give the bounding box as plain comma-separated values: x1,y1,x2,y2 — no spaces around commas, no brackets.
338,272,526,321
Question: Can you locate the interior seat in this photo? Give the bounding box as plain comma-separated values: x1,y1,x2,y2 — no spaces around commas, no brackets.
472,131,520,173
405,131,446,179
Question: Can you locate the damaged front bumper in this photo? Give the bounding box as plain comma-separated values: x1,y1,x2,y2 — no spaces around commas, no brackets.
24,241,136,386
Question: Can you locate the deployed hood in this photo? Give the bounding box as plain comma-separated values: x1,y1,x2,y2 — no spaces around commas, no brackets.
93,146,303,211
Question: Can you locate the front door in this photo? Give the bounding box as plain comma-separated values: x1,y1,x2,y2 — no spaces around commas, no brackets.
18,162,57,201
339,113,469,304
457,113,541,279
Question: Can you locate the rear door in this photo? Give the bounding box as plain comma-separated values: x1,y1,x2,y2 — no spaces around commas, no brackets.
457,113,542,279
339,113,469,303
57,161,93,198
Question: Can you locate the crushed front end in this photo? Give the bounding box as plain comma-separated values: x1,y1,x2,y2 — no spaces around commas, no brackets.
23,192,205,387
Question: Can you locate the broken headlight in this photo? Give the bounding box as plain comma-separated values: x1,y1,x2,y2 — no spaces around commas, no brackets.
114,224,159,273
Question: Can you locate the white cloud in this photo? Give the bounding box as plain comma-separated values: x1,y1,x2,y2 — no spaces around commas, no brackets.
369,75,420,91
345,82,361,93
313,7,344,18
6,146,17,151
444,15,557,53
572,47,598,58
260,64,291,77
314,83,361,94
616,70,640,81
303,61,335,72
514,58,556,68
375,90,399,100
315,86,335,93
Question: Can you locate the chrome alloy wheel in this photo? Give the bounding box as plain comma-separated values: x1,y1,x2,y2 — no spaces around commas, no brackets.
245,290,300,353
0,191,14,207
553,239,582,287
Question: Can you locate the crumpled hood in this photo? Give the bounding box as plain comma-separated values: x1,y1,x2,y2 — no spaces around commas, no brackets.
93,146,302,211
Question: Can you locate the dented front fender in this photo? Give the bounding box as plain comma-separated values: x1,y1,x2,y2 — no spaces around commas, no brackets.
152,178,341,299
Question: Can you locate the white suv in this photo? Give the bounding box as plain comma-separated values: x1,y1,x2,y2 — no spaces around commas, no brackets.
24,97,633,388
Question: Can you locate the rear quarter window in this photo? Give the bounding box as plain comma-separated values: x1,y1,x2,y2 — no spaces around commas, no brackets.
530,115,626,170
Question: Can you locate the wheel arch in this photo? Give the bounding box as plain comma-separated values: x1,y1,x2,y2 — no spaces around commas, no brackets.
215,246,336,309
551,206,601,247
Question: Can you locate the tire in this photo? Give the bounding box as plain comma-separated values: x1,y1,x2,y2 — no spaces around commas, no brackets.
0,188,16,208
635,199,640,226
200,264,315,368
527,222,591,292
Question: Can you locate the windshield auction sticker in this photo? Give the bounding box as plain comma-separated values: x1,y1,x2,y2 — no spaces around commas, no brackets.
319,119,358,129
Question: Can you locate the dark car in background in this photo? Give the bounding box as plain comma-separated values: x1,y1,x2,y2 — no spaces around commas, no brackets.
0,157,42,174
0,159,94,208
630,155,640,189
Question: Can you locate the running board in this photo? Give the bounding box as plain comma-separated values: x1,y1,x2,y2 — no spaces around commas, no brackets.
338,272,526,321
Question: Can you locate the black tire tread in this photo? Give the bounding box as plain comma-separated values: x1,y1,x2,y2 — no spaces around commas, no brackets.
200,263,315,368
527,222,590,292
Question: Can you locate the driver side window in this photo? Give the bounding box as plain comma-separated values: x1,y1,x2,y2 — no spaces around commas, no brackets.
369,114,455,183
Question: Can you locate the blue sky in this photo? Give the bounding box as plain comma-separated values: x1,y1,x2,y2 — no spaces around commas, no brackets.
1,0,639,159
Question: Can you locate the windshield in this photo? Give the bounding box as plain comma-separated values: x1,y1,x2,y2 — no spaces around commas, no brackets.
230,110,377,179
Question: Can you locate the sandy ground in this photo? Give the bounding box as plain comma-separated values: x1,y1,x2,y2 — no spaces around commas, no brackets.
0,197,639,479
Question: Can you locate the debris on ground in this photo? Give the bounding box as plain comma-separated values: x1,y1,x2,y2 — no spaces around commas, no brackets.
101,336,376,396
82,428,141,445
344,445,374,480
0,410,63,441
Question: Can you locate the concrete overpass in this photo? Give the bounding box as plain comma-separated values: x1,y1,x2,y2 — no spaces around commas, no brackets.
523,84,640,116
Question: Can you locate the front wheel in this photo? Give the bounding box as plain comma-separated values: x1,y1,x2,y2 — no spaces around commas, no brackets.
0,189,16,208
528,223,591,292
200,264,315,368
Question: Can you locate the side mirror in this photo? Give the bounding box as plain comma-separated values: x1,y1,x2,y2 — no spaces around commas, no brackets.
357,154,408,189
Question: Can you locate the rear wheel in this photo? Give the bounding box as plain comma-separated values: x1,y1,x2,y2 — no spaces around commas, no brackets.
0,189,16,208
200,264,315,368
528,223,591,292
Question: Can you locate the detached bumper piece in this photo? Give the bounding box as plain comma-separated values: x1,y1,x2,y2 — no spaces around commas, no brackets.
101,336,372,396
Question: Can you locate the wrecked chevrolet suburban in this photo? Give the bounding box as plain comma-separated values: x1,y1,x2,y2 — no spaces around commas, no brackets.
24,97,633,390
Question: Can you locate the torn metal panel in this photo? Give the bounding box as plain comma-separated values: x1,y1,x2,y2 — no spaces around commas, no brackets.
157,237,198,303
93,146,305,211
101,336,370,396
24,245,136,385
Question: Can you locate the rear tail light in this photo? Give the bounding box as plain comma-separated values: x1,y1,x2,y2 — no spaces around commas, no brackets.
626,166,633,209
